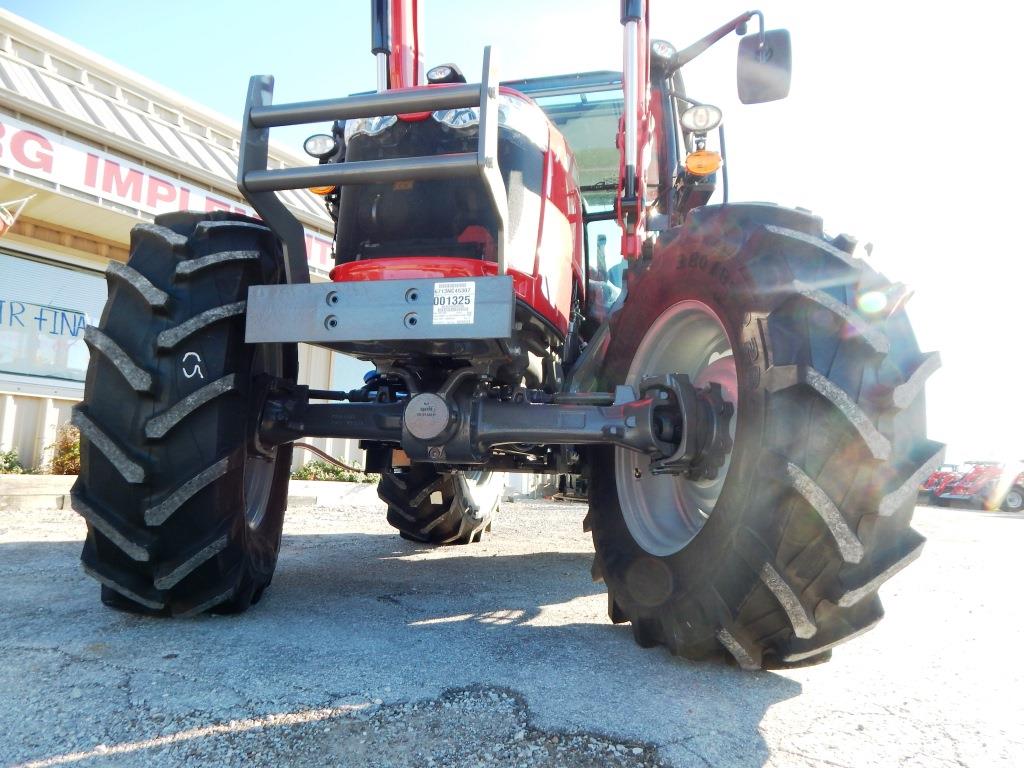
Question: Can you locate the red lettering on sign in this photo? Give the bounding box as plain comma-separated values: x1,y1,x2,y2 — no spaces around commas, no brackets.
146,176,177,208
178,187,191,209
84,153,99,187
101,160,143,203
11,130,54,173
315,239,330,268
304,234,333,270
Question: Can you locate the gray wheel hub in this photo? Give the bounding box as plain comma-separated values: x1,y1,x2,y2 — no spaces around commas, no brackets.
615,300,738,557
1005,489,1023,512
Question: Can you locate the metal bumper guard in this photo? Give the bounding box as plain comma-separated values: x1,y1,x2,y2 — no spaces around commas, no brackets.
245,276,514,343
237,48,508,286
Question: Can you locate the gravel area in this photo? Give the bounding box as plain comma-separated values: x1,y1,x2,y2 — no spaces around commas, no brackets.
1,499,1021,767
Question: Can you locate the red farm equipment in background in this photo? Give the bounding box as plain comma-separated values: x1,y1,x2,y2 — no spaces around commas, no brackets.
918,463,962,503
935,462,1024,512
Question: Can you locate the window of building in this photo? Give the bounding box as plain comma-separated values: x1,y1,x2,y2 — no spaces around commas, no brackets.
0,250,106,383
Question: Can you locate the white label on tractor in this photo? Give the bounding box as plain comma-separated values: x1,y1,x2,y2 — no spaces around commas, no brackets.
432,281,476,325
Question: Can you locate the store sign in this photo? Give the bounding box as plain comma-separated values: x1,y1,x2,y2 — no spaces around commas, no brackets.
0,114,334,273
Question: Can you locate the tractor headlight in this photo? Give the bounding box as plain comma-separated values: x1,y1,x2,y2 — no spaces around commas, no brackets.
651,39,676,63
432,95,549,149
303,133,339,159
427,65,454,82
680,104,723,134
344,114,399,142
343,95,549,150
432,106,480,129
426,63,466,84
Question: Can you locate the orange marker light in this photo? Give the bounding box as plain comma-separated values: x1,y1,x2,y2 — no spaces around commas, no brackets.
309,185,337,196
684,150,721,177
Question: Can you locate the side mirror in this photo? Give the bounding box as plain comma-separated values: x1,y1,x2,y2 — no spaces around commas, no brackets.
737,29,792,104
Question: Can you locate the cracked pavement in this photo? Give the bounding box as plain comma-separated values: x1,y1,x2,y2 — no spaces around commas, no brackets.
0,499,1020,767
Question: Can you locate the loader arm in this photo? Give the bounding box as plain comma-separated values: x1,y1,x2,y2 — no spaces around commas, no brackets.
372,0,422,91
616,0,652,261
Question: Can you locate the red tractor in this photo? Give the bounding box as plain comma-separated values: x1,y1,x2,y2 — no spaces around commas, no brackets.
937,461,1024,512
72,1,942,668
918,463,962,503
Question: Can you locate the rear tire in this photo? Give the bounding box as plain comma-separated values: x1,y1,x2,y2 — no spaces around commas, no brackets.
74,211,296,616
379,467,504,544
1002,486,1024,513
587,204,941,668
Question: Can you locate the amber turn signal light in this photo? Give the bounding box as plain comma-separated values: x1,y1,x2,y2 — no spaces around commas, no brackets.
309,185,337,196
684,150,721,177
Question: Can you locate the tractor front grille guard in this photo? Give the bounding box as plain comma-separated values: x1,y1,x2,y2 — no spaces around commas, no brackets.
237,47,508,285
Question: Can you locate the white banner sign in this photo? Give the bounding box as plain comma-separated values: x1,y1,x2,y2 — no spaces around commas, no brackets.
0,113,334,273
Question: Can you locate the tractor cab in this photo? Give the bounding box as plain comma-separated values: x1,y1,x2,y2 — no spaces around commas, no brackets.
506,70,670,328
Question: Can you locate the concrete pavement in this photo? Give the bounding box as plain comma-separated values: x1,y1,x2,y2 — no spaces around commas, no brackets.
0,500,1019,767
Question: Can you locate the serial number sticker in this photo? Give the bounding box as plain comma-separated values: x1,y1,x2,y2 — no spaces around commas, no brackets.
432,281,476,325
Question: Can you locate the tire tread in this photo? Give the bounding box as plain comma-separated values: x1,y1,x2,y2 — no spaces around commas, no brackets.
75,212,293,616
587,205,937,669
83,326,154,393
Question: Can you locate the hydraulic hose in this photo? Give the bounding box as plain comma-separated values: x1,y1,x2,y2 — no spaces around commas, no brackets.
292,442,367,474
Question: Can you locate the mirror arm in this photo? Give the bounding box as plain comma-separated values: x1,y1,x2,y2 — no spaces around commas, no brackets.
670,10,763,71
668,90,702,106
718,123,729,204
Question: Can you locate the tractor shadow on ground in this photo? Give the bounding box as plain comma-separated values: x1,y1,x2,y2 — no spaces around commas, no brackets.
1,531,801,768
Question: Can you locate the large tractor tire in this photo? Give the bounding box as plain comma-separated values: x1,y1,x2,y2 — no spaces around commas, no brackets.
587,204,942,668
73,211,296,616
379,467,505,544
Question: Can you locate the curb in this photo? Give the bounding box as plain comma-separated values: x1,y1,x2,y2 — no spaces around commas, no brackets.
0,493,73,511
0,477,383,512
0,475,76,510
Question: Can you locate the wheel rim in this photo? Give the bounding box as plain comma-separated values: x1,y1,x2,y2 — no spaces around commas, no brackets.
615,300,738,557
1006,490,1023,511
460,470,506,514
243,344,281,529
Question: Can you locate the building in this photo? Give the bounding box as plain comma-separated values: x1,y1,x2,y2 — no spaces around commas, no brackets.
0,9,364,472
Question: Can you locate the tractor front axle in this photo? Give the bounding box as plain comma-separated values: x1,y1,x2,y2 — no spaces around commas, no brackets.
257,373,733,474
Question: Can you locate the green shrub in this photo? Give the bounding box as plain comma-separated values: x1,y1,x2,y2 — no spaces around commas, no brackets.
291,459,378,484
0,448,23,474
48,423,81,475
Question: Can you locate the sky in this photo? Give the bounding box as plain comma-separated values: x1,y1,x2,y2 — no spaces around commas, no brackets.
7,0,1024,464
